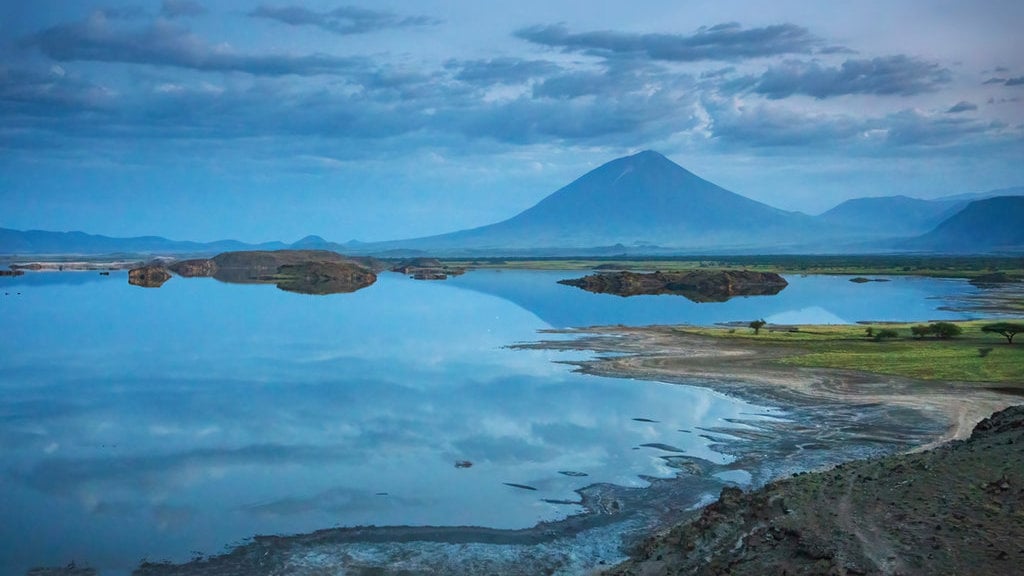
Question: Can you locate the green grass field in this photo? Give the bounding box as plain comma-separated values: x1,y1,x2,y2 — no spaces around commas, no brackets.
441,255,1024,279
677,321,1024,383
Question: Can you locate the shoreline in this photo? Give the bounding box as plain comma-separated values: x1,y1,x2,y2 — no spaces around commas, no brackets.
62,322,1015,575
519,324,1021,447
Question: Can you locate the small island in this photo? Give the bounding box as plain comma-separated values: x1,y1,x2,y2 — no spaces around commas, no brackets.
131,250,379,294
558,269,788,302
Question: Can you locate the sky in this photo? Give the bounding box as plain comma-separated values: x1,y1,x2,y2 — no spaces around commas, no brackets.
2,0,1023,243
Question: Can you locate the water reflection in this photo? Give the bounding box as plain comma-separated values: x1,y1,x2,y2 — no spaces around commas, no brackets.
1,271,775,575
446,270,979,327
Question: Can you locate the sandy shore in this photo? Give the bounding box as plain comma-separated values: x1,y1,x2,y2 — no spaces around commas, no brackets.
518,324,1021,448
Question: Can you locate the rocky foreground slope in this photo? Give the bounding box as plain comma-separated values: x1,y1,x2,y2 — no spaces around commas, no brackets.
606,404,1024,576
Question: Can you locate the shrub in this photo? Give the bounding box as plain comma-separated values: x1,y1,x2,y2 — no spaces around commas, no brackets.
911,325,931,339
874,329,899,341
930,322,962,339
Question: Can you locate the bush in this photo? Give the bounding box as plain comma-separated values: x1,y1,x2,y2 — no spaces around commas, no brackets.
911,325,931,339
930,322,962,339
874,329,899,341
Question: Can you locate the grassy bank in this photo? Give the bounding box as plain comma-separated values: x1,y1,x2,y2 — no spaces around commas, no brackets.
442,254,1024,279
677,320,1024,383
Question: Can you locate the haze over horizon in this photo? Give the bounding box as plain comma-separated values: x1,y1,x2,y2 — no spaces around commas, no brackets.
3,1,1023,243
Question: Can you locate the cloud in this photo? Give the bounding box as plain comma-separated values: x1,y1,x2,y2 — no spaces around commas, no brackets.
161,0,207,19
705,99,1007,150
25,12,365,76
515,22,825,62
747,56,951,99
249,4,439,35
946,100,977,113
983,76,1024,86
447,57,562,85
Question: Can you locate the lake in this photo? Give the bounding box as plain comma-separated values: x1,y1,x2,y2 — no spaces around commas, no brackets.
0,270,980,574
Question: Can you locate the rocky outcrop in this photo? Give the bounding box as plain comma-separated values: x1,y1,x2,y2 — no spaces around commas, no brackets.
169,258,218,277
606,405,1024,576
274,262,377,294
165,250,378,294
559,270,788,302
128,265,171,288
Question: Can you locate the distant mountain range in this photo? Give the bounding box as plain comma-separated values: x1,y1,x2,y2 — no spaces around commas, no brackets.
1,152,1021,256
902,196,1024,252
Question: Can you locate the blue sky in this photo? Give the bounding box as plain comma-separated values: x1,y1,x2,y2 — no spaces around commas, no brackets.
2,0,1022,242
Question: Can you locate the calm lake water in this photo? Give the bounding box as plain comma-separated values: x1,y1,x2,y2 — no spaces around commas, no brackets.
0,270,979,574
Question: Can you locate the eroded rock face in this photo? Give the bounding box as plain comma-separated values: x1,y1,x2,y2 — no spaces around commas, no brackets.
558,269,788,302
169,259,218,277
128,265,171,288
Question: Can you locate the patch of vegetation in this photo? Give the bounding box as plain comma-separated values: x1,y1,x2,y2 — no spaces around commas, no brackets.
440,255,1024,280
680,320,1024,383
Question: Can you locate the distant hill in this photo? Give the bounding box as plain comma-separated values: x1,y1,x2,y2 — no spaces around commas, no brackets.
368,151,821,253
0,228,289,255
904,196,1024,252
932,186,1024,204
816,195,961,237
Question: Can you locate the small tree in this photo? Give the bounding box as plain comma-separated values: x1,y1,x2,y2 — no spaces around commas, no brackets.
749,319,767,335
874,328,899,341
981,322,1024,344
865,327,875,338
911,325,931,339
930,322,962,339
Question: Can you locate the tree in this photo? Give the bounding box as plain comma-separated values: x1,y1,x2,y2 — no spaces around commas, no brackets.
874,328,899,341
749,319,767,335
981,322,1024,344
930,322,962,339
865,327,875,338
911,325,931,339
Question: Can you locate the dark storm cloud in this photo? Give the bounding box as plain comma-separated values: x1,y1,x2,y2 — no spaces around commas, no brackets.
249,4,439,35
748,56,951,99
446,57,562,84
25,15,365,76
946,100,977,113
160,0,207,18
515,22,825,62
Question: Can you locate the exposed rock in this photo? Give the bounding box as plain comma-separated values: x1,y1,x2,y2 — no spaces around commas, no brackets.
166,251,378,295
605,405,1024,576
169,258,218,277
128,265,171,288
273,262,377,295
559,270,788,302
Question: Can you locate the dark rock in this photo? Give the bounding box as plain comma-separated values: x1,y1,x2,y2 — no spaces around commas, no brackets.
559,269,788,302
128,265,171,288
169,258,218,277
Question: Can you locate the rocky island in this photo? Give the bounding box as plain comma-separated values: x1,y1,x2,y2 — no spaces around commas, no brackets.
558,269,788,302
127,265,171,288
131,250,380,294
